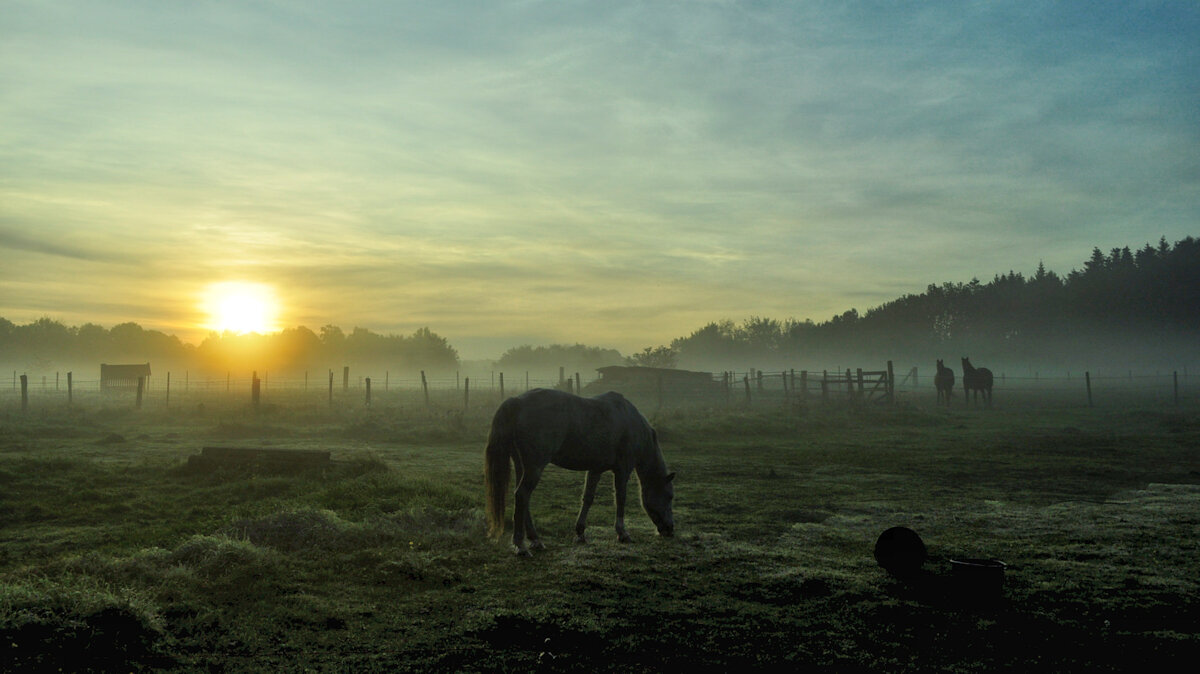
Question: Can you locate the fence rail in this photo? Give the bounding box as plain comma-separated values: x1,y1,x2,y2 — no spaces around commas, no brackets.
3,364,1193,412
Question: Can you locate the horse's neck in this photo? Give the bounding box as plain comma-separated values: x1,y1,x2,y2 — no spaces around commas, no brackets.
636,446,668,478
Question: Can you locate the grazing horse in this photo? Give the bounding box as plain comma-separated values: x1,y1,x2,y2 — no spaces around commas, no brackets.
934,359,955,406
961,357,994,407
484,388,675,557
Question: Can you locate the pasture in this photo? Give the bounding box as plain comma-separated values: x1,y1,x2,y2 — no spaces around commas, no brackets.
1,394,1198,671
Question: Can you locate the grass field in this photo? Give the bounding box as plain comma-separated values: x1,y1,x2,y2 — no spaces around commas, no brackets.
2,393,1198,672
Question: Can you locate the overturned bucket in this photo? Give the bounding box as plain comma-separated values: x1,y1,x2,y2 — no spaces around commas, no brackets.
874,526,927,579
950,558,1007,602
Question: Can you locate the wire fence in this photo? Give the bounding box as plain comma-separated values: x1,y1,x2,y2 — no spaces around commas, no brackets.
2,364,1194,412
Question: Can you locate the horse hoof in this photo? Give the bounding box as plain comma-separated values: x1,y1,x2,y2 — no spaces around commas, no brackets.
618,535,632,544
515,548,533,558
574,535,588,544
529,540,546,551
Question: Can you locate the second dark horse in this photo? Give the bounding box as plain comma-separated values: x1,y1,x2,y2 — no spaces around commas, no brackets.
484,388,675,557
934,359,955,406
961,357,994,407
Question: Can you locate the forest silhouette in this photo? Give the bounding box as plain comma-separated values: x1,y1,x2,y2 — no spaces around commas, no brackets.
2,237,1197,375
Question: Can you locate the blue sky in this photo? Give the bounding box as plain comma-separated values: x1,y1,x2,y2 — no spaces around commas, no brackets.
2,1,1197,358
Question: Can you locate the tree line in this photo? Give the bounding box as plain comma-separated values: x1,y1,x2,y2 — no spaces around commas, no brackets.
4,237,1197,376
664,236,1200,370
0,320,460,375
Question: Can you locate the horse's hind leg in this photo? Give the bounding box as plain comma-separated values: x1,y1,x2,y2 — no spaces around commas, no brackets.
574,470,603,544
524,500,544,551
512,462,545,556
613,469,633,543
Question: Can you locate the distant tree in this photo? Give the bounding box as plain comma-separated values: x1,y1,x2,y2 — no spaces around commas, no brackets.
319,324,346,350
404,327,459,371
497,343,623,374
626,346,677,369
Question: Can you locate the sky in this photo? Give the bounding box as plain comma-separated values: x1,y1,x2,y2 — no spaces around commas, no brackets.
2,1,1198,359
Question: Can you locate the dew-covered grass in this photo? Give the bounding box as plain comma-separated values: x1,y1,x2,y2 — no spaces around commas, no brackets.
1,398,1197,671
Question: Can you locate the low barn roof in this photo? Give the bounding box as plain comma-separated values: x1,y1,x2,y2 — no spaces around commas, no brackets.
101,363,152,378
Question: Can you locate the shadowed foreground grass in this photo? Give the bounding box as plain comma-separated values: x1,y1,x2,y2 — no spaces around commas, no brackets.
1,400,1198,671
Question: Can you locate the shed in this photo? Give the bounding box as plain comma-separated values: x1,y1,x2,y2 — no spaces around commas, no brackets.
584,366,718,394
101,363,152,391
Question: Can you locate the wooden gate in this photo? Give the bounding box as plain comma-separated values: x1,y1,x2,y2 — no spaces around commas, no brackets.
819,362,895,404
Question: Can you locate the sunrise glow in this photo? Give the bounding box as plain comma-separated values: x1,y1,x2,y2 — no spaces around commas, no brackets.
203,282,279,335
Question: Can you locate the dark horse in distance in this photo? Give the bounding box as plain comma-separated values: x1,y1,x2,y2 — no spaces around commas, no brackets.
484,388,675,557
934,359,955,406
961,357,994,407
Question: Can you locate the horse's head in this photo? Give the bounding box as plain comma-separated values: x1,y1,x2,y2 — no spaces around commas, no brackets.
640,471,675,537
937,359,944,370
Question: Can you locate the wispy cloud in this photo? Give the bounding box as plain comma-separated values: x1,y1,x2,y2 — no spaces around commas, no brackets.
2,1,1197,356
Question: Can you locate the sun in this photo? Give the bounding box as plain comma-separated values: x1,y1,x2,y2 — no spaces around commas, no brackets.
203,282,279,334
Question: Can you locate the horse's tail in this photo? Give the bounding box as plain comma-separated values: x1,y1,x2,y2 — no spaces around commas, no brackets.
484,398,518,540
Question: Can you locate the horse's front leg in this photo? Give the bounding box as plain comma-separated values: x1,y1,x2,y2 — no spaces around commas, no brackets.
613,470,632,543
574,470,603,544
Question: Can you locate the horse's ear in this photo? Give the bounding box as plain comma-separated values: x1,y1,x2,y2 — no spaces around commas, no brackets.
666,472,675,482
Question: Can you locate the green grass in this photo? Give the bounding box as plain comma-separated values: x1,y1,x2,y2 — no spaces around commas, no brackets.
1,399,1198,671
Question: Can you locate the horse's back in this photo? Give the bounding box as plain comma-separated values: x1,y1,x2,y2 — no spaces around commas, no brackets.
978,367,994,387
501,389,649,471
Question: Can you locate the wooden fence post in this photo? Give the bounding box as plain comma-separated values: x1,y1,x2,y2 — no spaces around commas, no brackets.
846,369,854,400
328,370,334,406
464,377,470,410
67,372,73,406
20,374,28,412
743,375,752,404
343,366,349,392
252,371,261,410
499,372,505,399
421,371,429,407
137,376,145,409
576,372,582,396
756,370,764,392
887,361,895,404
365,377,371,407
1085,371,1093,408
800,370,808,399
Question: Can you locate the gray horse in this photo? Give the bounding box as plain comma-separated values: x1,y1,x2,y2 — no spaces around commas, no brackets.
484,388,675,556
